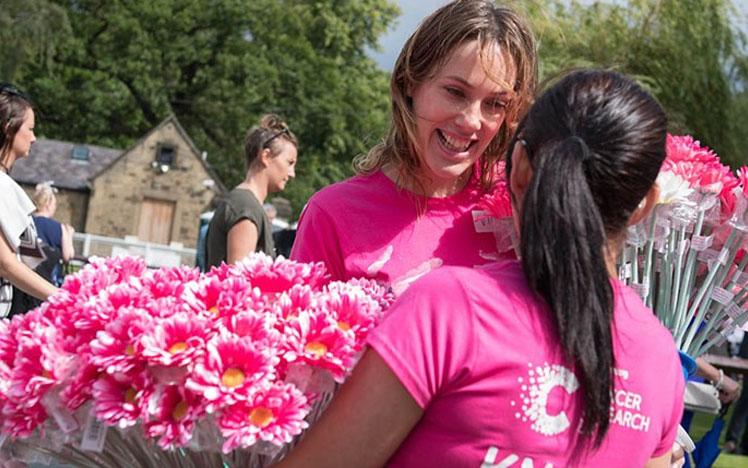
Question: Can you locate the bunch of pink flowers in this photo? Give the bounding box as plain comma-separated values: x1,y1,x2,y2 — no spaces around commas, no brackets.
0,254,392,465
621,134,748,357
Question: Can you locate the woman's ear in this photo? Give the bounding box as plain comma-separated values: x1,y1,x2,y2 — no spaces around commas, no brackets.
509,143,532,199
628,183,660,226
257,148,272,168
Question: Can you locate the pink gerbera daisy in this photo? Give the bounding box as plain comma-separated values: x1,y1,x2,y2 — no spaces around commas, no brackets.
92,372,153,429
90,306,153,378
282,311,356,383
319,283,383,339
144,385,204,449
232,254,329,294
186,333,277,412
219,382,309,452
140,312,212,370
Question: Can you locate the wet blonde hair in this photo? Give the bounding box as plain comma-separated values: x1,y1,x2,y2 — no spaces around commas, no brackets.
354,0,537,192
243,114,298,170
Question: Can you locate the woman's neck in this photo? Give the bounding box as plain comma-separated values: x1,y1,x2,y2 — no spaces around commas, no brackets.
382,164,472,198
237,177,267,204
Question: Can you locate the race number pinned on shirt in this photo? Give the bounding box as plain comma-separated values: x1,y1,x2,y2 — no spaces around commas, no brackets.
472,210,504,233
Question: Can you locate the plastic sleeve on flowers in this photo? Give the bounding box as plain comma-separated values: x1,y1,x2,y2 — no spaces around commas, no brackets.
365,267,475,409
290,199,348,281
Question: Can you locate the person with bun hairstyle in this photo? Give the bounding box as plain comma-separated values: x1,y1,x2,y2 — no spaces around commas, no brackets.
278,70,684,467
205,114,298,266
291,0,537,294
0,83,57,317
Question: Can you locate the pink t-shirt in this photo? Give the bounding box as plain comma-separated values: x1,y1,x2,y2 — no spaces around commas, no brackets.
368,261,684,467
291,170,508,294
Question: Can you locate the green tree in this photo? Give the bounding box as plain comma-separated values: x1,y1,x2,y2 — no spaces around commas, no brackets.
8,0,399,215
517,0,748,167
0,0,70,81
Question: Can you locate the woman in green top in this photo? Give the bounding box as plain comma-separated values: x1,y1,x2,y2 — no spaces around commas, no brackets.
205,114,298,266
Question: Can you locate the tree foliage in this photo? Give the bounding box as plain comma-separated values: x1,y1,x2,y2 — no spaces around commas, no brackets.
4,0,399,215
516,0,748,167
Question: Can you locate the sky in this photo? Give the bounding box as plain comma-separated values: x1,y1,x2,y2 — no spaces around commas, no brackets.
369,0,748,71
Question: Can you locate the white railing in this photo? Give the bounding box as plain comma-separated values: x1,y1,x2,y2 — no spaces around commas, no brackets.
73,233,197,268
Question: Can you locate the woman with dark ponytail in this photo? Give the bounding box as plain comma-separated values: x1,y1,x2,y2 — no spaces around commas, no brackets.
279,70,683,467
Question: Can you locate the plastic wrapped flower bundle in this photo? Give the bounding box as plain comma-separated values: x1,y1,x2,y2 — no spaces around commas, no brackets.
0,254,393,467
620,134,748,357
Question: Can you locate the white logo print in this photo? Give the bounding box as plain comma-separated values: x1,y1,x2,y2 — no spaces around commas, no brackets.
511,362,579,436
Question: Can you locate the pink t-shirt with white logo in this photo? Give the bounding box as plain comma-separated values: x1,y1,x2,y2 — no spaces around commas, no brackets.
367,261,684,467
291,170,509,295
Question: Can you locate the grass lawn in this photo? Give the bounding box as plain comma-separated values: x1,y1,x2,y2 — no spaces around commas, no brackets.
690,409,748,467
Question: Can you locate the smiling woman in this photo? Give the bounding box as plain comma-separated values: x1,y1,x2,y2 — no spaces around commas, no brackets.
291,0,537,292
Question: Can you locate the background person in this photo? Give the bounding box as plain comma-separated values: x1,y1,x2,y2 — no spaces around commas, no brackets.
279,70,683,467
205,114,298,266
31,182,75,286
0,83,57,317
291,0,537,294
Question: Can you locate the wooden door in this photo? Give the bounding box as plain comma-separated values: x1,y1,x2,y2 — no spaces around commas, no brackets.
137,198,175,245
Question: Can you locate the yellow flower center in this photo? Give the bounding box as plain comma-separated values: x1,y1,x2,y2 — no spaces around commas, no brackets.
248,406,274,428
172,401,189,421
124,388,137,404
221,368,246,388
337,320,351,332
304,341,327,359
42,370,52,379
125,343,135,356
168,341,188,354
208,305,219,316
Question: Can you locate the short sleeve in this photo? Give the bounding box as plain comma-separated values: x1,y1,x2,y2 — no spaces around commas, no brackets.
366,268,476,408
653,348,686,457
227,199,263,231
0,175,35,251
290,199,347,281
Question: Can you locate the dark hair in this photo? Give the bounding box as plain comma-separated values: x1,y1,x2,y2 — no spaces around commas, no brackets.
355,0,537,192
506,70,667,450
0,83,34,168
243,114,298,169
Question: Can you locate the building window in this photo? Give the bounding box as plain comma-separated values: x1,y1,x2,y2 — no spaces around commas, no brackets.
71,145,90,162
156,145,175,167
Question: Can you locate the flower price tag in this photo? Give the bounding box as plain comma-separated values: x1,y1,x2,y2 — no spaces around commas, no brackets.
619,263,632,279
80,409,108,453
697,249,719,265
690,235,713,252
711,287,735,306
472,210,504,233
726,302,743,319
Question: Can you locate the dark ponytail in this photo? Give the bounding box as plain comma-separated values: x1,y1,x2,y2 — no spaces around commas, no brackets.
508,70,668,450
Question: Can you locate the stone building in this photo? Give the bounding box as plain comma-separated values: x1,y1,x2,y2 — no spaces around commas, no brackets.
10,116,224,248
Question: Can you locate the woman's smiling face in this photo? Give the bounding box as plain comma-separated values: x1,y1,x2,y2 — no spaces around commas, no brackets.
410,40,515,197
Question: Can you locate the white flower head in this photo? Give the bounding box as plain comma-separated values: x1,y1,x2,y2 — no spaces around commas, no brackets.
656,171,693,205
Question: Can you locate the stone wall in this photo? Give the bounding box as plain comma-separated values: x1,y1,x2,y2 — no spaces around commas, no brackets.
85,120,220,247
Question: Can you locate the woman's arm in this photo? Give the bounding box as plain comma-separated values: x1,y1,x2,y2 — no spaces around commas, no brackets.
644,451,672,468
60,223,75,262
695,357,740,403
227,219,258,263
0,231,56,300
277,349,423,468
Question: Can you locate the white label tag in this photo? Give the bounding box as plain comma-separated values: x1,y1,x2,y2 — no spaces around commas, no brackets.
630,283,649,298
472,210,504,233
50,406,79,434
698,249,719,263
80,410,108,452
619,263,632,280
711,287,735,305
690,235,713,252
726,302,743,319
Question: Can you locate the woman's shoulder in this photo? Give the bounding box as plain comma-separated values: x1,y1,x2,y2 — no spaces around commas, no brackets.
309,171,392,207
